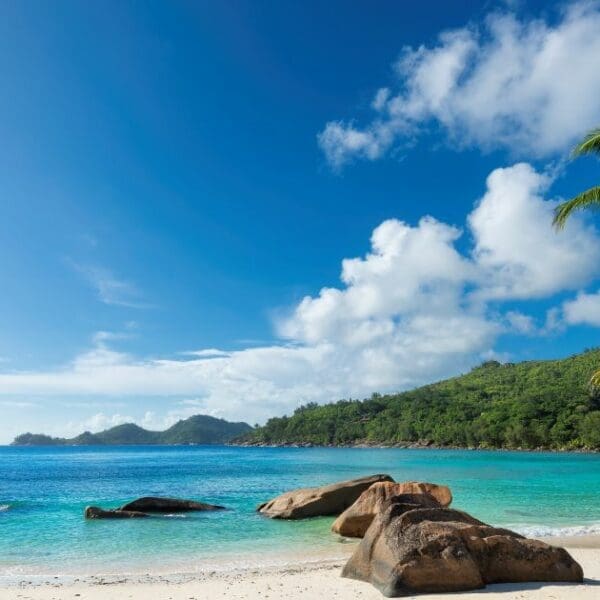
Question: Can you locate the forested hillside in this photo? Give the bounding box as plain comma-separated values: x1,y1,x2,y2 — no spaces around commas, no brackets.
236,349,600,450
12,415,252,446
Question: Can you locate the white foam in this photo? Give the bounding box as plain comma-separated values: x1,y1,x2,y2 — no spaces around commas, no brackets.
0,504,10,512
512,522,600,538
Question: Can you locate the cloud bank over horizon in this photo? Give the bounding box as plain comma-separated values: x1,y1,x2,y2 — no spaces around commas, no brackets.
319,1,600,168
2,162,600,441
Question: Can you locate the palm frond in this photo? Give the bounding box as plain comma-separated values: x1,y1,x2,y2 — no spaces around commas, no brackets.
553,186,600,229
590,369,600,389
572,127,600,157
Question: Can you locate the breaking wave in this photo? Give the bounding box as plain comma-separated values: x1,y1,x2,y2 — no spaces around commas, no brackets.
513,522,600,538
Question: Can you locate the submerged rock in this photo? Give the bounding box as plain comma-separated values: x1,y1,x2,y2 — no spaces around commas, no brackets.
257,474,394,519
119,497,226,513
342,504,583,597
332,481,449,537
84,506,148,519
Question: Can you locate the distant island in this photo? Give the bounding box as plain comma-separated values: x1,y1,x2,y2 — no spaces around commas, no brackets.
234,349,600,451
12,414,252,446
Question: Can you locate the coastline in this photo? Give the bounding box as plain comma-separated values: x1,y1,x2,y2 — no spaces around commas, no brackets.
6,441,598,452
231,440,600,453
1,535,598,599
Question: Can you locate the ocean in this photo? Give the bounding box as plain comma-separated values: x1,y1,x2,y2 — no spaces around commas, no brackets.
0,445,598,581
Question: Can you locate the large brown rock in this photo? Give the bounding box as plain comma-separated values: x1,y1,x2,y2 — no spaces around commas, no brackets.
257,474,394,519
84,506,148,519
342,504,583,597
332,481,451,537
119,496,225,513
395,481,452,506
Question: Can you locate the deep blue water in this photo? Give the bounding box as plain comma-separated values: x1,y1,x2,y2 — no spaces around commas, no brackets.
0,446,598,578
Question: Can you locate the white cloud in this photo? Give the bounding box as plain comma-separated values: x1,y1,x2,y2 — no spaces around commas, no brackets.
2,163,600,438
505,311,536,335
79,412,133,432
319,2,600,167
469,163,600,299
71,263,150,308
0,400,39,408
280,217,476,345
182,349,232,358
562,290,600,326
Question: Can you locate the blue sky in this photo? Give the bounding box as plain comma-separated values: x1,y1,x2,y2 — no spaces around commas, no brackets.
1,0,600,442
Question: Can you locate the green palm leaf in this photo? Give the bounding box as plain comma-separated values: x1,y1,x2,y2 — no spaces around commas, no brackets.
590,369,600,389
572,128,600,158
553,186,600,229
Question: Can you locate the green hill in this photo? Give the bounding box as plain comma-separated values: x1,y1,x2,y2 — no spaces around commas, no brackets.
235,349,600,450
160,414,250,444
12,415,252,446
96,423,161,445
10,433,64,446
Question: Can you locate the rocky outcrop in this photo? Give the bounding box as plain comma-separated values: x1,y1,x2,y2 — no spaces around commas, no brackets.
258,474,394,519
119,497,225,513
332,481,452,537
393,481,452,507
342,503,584,597
84,506,148,519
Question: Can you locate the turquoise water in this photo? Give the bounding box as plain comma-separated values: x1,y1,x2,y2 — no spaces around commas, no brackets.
0,446,599,579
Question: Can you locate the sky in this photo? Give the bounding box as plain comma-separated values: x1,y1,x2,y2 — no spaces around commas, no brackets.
1,0,600,443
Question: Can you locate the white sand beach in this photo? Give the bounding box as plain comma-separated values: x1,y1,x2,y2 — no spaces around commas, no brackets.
3,536,598,600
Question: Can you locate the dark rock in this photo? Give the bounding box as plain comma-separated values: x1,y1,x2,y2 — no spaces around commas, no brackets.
342,504,583,597
84,506,148,519
257,474,394,519
119,496,225,513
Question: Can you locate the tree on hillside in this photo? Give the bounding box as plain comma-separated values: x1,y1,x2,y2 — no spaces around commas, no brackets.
553,127,600,389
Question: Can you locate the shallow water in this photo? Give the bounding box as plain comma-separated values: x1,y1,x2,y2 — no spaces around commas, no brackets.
0,445,598,578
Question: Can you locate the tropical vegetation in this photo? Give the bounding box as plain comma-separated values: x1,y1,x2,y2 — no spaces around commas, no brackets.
236,349,600,450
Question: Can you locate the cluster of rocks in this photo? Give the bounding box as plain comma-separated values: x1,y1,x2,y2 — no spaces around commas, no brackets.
257,473,393,518
84,496,225,519
257,474,584,597
83,476,584,596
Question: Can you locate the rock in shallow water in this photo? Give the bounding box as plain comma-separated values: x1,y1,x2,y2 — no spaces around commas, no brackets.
342,504,584,597
332,481,451,538
84,506,148,519
119,497,225,513
258,474,394,519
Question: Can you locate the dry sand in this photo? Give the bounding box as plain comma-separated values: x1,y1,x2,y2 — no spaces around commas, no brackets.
2,537,598,600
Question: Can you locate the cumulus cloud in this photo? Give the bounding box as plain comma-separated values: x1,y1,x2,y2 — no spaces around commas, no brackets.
280,217,476,345
319,2,600,167
562,290,600,326
469,163,600,299
2,163,600,438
